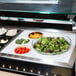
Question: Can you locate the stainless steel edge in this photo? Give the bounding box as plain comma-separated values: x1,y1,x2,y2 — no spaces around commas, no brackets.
21,28,76,34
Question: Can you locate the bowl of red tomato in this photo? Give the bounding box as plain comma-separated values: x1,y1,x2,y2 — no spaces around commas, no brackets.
14,46,30,54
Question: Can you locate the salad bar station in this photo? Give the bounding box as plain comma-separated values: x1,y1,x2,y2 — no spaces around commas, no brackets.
0,27,75,76
0,28,75,66
0,9,76,76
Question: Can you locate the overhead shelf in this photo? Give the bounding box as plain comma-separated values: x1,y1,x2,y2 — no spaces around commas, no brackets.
0,0,75,14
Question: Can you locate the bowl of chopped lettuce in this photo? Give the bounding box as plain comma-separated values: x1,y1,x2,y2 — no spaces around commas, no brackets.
33,37,71,55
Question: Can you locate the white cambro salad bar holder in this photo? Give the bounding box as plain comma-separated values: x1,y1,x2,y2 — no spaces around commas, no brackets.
0,28,76,68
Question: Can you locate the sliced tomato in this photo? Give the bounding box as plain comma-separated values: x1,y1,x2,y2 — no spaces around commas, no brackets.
15,47,30,54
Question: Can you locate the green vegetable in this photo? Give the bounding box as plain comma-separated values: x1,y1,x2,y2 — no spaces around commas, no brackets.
34,37,70,54
15,38,30,44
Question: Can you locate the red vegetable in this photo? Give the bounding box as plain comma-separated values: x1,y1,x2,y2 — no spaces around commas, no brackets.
15,47,30,54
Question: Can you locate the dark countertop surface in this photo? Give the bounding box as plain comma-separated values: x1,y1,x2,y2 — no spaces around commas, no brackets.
0,0,76,14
